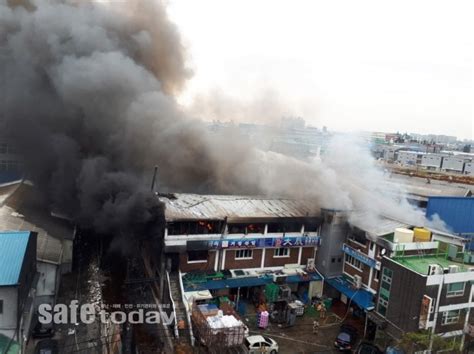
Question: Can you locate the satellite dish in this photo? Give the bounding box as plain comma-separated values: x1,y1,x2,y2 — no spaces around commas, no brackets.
380,248,387,256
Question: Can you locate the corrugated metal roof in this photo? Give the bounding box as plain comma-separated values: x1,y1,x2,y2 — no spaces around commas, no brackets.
0,183,72,264
349,211,409,237
159,194,319,221
0,231,31,286
426,197,474,234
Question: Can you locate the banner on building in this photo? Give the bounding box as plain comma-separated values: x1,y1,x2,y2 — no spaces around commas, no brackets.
189,236,320,250
342,244,377,268
419,295,433,329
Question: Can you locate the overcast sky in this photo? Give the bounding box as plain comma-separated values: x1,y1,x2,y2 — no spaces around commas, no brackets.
167,0,473,140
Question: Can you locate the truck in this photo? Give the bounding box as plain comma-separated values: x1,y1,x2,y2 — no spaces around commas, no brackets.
191,302,247,352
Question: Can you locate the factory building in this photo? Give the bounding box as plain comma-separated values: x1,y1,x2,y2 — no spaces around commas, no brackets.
464,162,474,175
420,153,445,170
396,151,424,166
441,156,470,173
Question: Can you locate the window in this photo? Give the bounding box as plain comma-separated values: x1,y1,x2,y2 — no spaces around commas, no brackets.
369,242,375,251
187,251,208,263
442,310,460,325
348,227,367,245
236,249,253,259
377,267,393,317
447,282,465,297
0,299,3,314
274,248,289,257
345,254,362,270
374,269,380,282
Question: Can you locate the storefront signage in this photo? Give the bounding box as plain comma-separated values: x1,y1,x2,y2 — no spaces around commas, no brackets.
342,244,377,268
199,236,320,250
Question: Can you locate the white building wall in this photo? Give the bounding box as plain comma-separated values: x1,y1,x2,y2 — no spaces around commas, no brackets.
397,151,421,166
421,154,443,169
442,157,466,172
0,287,18,338
35,262,58,308
464,162,474,175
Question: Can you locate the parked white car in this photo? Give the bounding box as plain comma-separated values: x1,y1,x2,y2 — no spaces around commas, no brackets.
244,335,279,354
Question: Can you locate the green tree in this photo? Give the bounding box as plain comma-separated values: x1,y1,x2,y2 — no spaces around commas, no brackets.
399,330,458,353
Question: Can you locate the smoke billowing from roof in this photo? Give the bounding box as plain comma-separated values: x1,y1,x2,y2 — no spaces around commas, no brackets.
0,0,433,234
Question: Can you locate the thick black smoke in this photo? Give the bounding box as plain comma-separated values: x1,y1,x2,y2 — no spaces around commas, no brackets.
0,0,262,233
0,0,433,236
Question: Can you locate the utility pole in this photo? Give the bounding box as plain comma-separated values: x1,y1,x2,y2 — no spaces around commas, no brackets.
150,165,158,192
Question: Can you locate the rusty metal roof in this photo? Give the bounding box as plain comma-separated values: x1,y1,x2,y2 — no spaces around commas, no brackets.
159,194,319,221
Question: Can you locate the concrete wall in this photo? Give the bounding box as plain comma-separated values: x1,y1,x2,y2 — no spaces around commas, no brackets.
442,157,466,172
421,154,443,169
263,247,299,267
179,246,316,272
0,287,18,336
179,250,217,273
465,162,474,175
377,258,427,333
300,247,316,266
35,262,58,308
397,151,421,166
224,249,263,269
315,210,348,277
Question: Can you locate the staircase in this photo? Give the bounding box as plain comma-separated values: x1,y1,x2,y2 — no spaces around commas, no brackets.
168,272,191,345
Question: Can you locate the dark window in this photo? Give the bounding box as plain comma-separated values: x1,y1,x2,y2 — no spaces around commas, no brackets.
168,221,222,235
187,251,208,262
348,227,367,245
304,221,320,232
331,257,336,263
338,257,342,263
227,223,265,234
267,222,301,233
0,300,3,314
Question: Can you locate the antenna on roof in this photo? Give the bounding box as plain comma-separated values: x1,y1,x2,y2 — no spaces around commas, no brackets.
150,165,158,192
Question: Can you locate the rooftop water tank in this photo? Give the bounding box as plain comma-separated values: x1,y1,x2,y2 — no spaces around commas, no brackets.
394,228,414,243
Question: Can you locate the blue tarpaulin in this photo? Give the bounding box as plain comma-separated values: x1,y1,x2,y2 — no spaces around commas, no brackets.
326,276,375,311
183,272,322,292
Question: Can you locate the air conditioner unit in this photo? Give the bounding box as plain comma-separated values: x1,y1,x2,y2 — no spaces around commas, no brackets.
278,285,292,300
307,258,315,270
428,264,441,275
468,267,474,272
353,275,362,289
449,265,459,274
273,274,288,283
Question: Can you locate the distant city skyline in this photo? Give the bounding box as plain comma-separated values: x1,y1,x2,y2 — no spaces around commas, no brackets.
168,0,473,140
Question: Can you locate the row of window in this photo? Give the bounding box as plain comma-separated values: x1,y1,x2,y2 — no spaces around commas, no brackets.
0,143,18,154
168,221,320,235
345,254,363,270
187,248,291,262
0,160,22,172
377,268,393,317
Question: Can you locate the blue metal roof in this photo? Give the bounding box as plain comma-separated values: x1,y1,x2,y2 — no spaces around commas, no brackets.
426,197,474,234
0,231,31,286
326,276,375,311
